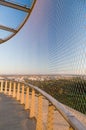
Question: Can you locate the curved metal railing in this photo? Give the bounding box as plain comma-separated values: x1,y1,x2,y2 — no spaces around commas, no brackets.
0,79,86,130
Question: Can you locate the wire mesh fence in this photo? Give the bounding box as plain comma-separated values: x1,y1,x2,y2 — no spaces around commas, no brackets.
25,78,86,114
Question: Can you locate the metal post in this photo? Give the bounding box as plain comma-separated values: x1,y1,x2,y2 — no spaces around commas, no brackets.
20,84,24,104
5,81,7,94
16,83,18,100
30,89,35,118
9,81,12,96
47,102,54,130
36,94,43,130
11,82,13,96
25,87,29,110
17,83,20,101
1,80,3,92
13,82,16,98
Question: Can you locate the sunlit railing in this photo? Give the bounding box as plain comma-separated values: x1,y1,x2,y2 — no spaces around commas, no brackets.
0,79,86,130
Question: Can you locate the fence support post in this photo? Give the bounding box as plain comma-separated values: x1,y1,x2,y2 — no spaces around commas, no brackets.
25,87,29,110
13,82,16,98
36,94,43,130
20,84,24,104
47,102,54,130
5,80,7,94
1,80,3,93
17,83,20,101
30,89,35,118
9,81,12,96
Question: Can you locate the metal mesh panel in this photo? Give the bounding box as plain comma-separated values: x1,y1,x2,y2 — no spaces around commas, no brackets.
25,78,86,114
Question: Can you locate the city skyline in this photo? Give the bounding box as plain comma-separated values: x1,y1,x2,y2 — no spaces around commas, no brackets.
0,0,86,75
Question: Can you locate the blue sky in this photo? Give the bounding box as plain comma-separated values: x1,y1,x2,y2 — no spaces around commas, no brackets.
0,0,86,75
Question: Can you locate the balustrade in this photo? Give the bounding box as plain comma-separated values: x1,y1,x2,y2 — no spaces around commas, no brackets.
0,79,86,130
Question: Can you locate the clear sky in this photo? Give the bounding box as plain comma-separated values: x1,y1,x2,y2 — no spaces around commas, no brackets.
0,0,86,75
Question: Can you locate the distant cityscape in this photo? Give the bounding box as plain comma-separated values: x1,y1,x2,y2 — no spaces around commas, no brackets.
0,74,86,82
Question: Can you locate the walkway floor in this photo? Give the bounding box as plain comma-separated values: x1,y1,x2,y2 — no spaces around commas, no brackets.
0,93,86,130
0,93,36,130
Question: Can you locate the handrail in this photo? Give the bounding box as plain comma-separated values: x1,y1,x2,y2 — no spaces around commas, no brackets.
23,82,86,130
0,79,86,130
27,83,86,130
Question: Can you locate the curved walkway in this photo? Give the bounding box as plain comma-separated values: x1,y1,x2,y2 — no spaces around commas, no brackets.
0,93,36,130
